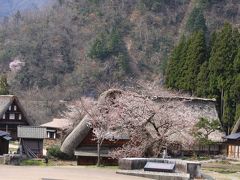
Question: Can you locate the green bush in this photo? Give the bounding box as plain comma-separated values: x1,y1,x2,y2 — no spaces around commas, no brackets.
88,29,121,60
47,145,74,160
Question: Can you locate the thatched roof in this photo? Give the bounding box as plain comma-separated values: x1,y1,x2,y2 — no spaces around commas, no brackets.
61,89,224,155
151,95,224,145
61,115,91,155
231,118,240,134
40,118,72,130
0,95,30,124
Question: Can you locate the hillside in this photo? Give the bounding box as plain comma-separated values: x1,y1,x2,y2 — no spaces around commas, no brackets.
0,0,239,125
0,0,55,18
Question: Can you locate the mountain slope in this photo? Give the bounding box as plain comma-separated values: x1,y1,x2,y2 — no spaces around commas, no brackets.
0,0,56,17
0,0,239,124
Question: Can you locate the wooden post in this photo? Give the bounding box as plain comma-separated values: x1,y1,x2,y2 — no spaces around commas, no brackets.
19,138,22,156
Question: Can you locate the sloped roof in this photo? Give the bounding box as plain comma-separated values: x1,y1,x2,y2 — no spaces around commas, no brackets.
40,118,72,130
0,130,9,137
61,89,224,155
151,95,225,145
61,115,91,155
17,126,46,139
0,130,11,140
225,132,240,140
231,118,240,134
0,95,30,124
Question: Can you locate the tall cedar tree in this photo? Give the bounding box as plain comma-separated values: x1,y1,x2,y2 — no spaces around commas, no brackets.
208,23,239,133
166,23,240,134
196,61,209,97
181,31,207,93
186,7,207,33
166,36,187,89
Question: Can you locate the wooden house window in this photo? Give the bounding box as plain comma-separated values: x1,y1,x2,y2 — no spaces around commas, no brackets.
19,114,22,120
9,113,15,120
9,106,11,111
14,105,17,111
2,113,5,119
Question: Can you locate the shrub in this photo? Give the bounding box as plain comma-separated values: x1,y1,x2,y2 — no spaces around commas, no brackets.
47,145,74,160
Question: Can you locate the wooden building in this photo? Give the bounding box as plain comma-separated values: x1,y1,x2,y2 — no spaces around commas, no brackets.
61,116,128,165
18,126,46,158
75,130,128,165
225,119,240,159
40,118,72,139
0,95,30,140
61,89,225,165
0,130,11,155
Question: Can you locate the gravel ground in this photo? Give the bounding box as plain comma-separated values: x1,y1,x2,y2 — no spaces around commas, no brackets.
0,165,149,180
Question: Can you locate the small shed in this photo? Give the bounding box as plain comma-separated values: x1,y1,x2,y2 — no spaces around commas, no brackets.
40,118,72,139
0,130,11,155
17,126,46,158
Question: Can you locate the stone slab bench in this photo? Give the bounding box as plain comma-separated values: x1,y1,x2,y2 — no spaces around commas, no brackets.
118,158,201,179
144,162,175,173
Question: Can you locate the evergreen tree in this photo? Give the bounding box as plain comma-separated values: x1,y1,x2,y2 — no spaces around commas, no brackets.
222,91,236,134
208,23,238,95
186,7,207,33
0,75,9,95
165,23,240,134
181,31,207,93
207,23,239,133
196,61,209,97
165,36,187,89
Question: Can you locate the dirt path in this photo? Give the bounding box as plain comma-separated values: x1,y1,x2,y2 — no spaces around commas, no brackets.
0,165,149,180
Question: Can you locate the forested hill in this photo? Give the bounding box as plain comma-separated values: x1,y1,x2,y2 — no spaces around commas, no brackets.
0,0,55,18
0,0,240,125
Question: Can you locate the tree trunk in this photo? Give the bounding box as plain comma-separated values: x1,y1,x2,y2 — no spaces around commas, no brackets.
97,141,101,167
208,145,210,156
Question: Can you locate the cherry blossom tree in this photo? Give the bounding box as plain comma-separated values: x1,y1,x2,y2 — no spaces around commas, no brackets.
64,89,219,164
84,90,194,161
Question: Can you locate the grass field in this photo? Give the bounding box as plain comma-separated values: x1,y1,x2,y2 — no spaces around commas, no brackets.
202,160,240,180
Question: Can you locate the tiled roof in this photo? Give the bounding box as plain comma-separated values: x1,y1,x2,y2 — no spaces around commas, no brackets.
40,118,72,130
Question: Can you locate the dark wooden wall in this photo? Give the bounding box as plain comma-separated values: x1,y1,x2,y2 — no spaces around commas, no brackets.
22,139,43,157
76,130,128,165
0,99,29,140
77,156,118,165
0,137,9,155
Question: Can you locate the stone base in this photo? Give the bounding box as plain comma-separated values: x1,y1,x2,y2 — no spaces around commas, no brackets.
118,158,201,179
3,154,21,165
117,170,190,180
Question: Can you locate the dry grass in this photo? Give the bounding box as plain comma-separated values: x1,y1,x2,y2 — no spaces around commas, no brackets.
202,160,240,180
